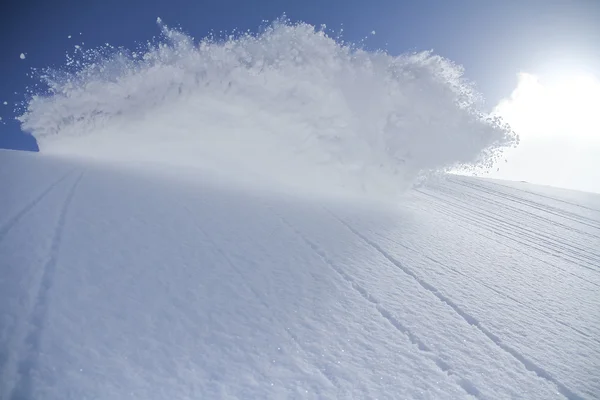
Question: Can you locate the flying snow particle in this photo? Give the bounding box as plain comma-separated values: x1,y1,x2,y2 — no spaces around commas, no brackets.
3,101,7,105
20,53,26,60
75,45,80,49
68,35,72,39
371,30,376,35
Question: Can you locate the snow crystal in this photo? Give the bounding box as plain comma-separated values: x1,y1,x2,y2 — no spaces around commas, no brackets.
19,53,26,60
17,18,515,198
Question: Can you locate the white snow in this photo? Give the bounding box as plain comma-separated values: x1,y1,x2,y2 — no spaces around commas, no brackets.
2,17,598,400
17,18,515,197
1,150,598,399
3,101,7,106
19,53,26,60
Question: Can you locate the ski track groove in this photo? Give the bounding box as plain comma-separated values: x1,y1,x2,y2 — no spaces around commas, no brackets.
416,189,600,275
8,172,84,400
414,193,600,342
448,178,600,226
463,179,600,223
448,179,600,230
414,192,600,288
440,187,600,266
439,182,600,243
0,170,74,244
481,179,600,214
190,218,342,394
366,224,600,345
432,195,600,274
274,213,480,399
329,211,584,400
420,187,600,268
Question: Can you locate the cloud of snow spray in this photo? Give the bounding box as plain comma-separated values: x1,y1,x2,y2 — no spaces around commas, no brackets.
17,17,516,197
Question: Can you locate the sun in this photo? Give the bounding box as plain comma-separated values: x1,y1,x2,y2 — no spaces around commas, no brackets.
495,72,600,141
489,71,600,193
550,75,600,135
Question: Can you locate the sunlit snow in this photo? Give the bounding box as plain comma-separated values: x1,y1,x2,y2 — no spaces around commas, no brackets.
2,17,598,400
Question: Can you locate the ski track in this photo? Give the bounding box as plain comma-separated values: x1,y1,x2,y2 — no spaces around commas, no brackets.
366,225,599,345
8,172,84,400
443,182,600,243
415,189,600,275
450,178,600,221
0,170,74,244
3,151,597,399
418,187,600,264
481,180,600,214
273,212,481,399
407,186,600,346
327,211,584,400
192,219,342,394
448,179,600,231
469,179,600,221
420,186,600,268
414,191,600,287
0,171,79,393
441,185,600,266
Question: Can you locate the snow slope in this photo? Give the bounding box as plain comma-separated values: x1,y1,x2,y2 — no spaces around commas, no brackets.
1,149,599,399
3,17,599,400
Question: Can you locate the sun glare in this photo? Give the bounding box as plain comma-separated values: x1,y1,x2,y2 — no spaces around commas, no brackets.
490,72,600,193
495,73,600,141
552,75,600,135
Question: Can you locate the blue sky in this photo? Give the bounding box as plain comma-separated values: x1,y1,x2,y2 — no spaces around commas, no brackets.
2,0,600,159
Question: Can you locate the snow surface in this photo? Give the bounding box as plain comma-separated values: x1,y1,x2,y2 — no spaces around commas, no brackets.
1,150,599,399
2,17,599,400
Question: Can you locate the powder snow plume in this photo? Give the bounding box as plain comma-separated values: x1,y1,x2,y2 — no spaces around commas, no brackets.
17,17,516,197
